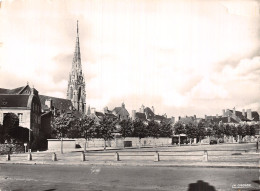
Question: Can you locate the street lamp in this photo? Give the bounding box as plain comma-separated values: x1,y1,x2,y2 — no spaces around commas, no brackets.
24,143,27,153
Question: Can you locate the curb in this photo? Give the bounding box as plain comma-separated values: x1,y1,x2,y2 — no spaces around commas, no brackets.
0,161,259,169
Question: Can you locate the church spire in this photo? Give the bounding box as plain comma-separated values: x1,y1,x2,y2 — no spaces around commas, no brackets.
73,20,81,70
67,20,86,113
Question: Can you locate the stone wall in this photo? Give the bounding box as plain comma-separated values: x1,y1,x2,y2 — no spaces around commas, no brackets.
0,143,24,155
47,139,76,151
75,137,172,149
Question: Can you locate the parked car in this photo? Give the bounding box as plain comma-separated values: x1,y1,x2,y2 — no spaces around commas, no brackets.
210,140,217,145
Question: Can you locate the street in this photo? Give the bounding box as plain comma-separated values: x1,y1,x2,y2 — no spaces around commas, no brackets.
0,164,259,191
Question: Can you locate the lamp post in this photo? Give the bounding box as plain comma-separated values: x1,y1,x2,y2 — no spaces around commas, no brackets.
24,143,27,153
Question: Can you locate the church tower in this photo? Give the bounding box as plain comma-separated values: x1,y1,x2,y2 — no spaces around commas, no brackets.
67,21,86,113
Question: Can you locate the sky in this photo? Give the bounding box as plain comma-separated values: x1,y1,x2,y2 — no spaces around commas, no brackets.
0,0,259,118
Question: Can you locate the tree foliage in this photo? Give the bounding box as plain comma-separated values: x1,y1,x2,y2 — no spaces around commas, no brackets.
132,119,147,140
95,116,117,141
51,114,73,139
159,121,173,137
80,115,96,140
174,122,186,135
147,120,160,138
0,113,29,143
118,119,133,138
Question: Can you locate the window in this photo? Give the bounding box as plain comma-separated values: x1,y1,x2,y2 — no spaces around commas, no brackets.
18,113,23,123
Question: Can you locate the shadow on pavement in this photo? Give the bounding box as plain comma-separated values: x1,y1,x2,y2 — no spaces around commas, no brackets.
187,180,216,191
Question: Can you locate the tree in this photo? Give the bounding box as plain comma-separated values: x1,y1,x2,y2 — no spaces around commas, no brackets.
197,121,206,143
132,119,147,148
2,113,19,143
51,114,73,153
80,115,96,152
231,125,238,140
95,116,117,150
250,125,256,136
224,124,232,137
159,121,173,138
237,124,246,139
214,123,224,140
185,123,197,145
118,119,133,138
66,117,81,138
147,120,160,138
174,121,186,135
245,124,251,136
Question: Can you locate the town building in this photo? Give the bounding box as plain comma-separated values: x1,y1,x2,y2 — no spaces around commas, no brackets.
0,85,42,140
104,103,130,121
132,105,175,125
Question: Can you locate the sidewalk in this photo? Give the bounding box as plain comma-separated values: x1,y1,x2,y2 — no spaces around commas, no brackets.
0,149,259,169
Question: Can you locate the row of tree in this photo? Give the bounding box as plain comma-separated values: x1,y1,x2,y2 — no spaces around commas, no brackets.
51,114,173,145
174,121,258,143
51,114,173,152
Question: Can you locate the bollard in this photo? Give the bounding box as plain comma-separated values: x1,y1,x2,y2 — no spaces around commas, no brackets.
52,152,57,161
6,154,11,161
28,153,32,161
114,152,120,161
154,151,160,162
203,150,208,162
81,152,86,161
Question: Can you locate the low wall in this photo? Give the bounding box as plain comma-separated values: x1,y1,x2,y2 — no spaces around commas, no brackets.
76,139,112,148
76,137,172,149
0,143,24,155
47,139,76,151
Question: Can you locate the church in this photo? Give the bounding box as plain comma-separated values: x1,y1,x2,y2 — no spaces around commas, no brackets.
66,21,86,113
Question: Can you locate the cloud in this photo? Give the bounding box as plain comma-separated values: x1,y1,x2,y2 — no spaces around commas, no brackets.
0,0,259,117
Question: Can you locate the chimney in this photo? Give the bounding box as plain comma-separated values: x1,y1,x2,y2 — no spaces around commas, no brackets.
228,116,231,123
122,103,125,108
132,110,136,120
87,106,91,115
141,105,145,113
233,107,236,117
152,106,154,113
247,109,252,120
205,115,207,120
178,116,181,121
242,109,245,117
91,108,96,114
171,116,175,123
216,114,218,118
222,109,225,117
45,99,53,109
194,115,196,119
139,108,141,112
104,106,108,114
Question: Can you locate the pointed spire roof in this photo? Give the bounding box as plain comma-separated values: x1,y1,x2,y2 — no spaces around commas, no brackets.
87,105,91,115
72,20,81,70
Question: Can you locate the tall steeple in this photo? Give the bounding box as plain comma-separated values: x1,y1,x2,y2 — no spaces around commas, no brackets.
67,20,86,113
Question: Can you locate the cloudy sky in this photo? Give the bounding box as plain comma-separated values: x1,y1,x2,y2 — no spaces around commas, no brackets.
0,0,259,118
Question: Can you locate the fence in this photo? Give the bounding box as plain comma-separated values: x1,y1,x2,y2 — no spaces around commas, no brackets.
1,149,258,163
